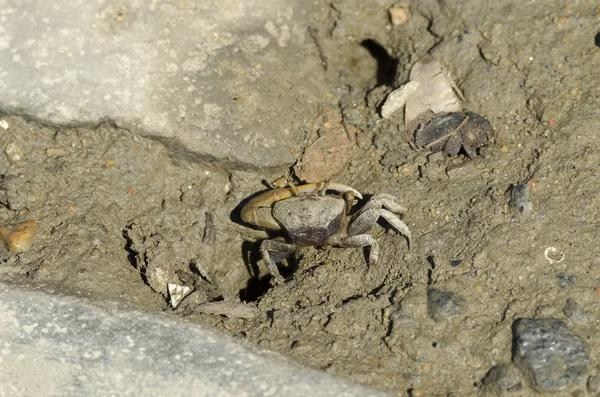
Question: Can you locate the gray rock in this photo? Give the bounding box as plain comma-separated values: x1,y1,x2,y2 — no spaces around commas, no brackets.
506,184,533,216
563,298,587,323
512,318,590,392
426,288,466,322
0,282,389,397
0,0,330,168
482,363,523,393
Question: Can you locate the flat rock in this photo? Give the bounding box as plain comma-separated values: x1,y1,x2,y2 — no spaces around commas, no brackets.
0,0,332,168
512,318,590,392
0,282,390,397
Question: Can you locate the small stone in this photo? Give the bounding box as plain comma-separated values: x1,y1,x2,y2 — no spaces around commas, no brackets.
445,161,477,179
512,318,590,392
556,273,576,288
380,81,420,119
0,220,39,253
587,375,599,393
5,142,24,164
506,184,533,216
426,288,466,322
389,6,409,25
563,299,586,323
408,388,423,397
168,283,193,308
397,163,416,177
482,363,523,393
46,147,69,157
500,145,509,153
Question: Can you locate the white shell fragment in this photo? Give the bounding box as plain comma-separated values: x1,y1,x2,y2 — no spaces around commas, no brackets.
405,59,462,133
381,81,420,119
544,247,565,264
0,119,9,129
168,283,193,308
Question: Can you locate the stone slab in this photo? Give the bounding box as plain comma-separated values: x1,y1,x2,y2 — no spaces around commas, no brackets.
0,282,390,397
0,0,332,168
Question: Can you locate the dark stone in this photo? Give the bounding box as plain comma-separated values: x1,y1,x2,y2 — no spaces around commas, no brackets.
506,184,533,216
426,288,466,322
482,363,523,393
450,259,462,267
512,318,590,392
556,273,577,288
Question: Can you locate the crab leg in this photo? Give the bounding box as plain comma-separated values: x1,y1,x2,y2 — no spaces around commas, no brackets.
348,194,411,248
260,239,295,281
339,234,379,263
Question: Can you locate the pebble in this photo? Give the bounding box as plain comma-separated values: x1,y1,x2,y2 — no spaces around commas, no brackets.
563,299,586,323
587,375,599,393
506,184,533,216
46,147,69,157
380,81,420,119
482,363,523,393
426,288,466,322
389,6,409,25
445,161,477,179
512,318,589,392
0,220,39,253
5,142,24,164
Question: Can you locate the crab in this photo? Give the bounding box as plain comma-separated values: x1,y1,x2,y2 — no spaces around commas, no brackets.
415,111,495,157
240,181,411,281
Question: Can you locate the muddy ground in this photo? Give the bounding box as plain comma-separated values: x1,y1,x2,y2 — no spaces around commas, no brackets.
1,1,600,396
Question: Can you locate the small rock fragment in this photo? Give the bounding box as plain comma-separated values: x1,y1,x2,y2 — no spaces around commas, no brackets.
168,283,193,308
445,161,477,179
46,147,69,157
381,81,420,119
389,6,409,25
0,220,39,253
0,119,9,129
482,364,523,393
426,288,466,322
512,318,590,392
563,299,586,323
587,375,599,393
5,142,24,164
405,59,462,133
556,273,576,288
507,184,533,216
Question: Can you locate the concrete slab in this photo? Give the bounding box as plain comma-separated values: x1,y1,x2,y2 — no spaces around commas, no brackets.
0,0,332,168
0,282,390,397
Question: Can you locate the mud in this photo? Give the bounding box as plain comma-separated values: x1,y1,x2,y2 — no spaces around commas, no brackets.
2,1,600,396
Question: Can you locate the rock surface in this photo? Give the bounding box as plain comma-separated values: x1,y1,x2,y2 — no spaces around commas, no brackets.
0,0,332,168
512,318,590,392
0,282,389,397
